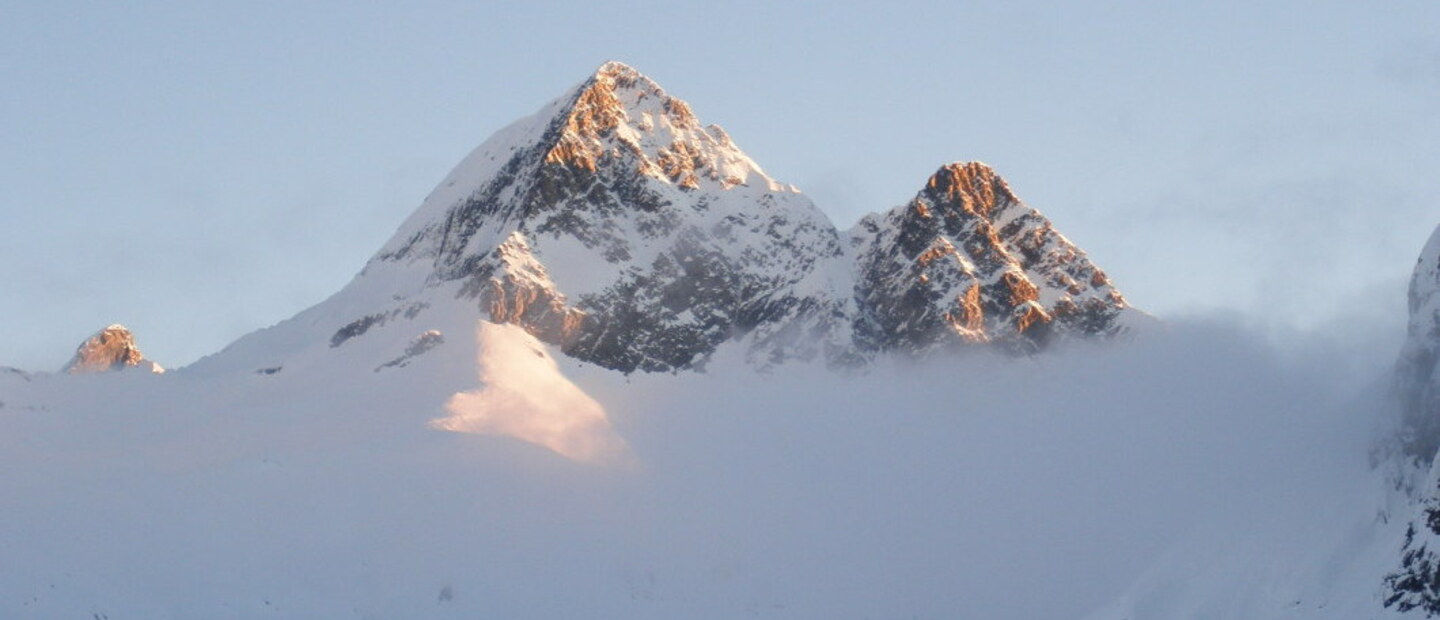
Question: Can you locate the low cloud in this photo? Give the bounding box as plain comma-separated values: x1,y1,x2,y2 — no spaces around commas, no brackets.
431,321,633,467
0,313,1404,618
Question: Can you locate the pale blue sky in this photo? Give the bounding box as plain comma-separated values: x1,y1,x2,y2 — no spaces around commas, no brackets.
2,1,1437,369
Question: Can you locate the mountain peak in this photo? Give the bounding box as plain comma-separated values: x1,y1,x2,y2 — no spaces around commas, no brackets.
544,61,706,177
851,161,1134,353
340,61,847,373
583,61,678,112
592,60,642,81
923,161,1020,220
64,324,163,374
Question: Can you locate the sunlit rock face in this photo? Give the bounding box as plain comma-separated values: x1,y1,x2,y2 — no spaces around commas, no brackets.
63,324,162,374
849,162,1133,354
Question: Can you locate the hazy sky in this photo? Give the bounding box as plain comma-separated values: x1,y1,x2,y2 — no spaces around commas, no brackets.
2,1,1437,369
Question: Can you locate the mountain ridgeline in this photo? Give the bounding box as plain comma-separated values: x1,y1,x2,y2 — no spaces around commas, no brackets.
324,61,1138,373
187,61,1138,379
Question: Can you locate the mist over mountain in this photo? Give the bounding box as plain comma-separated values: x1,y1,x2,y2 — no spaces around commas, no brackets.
0,62,1432,618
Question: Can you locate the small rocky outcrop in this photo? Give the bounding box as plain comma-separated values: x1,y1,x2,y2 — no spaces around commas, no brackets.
64,324,163,374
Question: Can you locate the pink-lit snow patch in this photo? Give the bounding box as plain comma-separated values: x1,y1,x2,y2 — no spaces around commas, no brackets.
430,321,632,466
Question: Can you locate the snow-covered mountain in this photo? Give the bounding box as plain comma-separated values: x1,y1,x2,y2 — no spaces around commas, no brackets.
364,61,855,372
190,61,1138,380
1383,225,1440,614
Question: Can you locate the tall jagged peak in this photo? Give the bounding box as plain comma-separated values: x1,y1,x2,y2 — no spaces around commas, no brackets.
64,324,164,375
376,62,798,268
334,61,850,374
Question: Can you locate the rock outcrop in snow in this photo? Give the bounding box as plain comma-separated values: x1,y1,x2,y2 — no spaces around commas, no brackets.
63,324,163,374
1386,493,1440,615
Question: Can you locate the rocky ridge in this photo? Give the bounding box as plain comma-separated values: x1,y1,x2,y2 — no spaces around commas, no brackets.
851,162,1129,354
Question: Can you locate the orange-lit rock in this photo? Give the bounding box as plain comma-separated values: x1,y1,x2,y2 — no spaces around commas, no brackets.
64,325,162,374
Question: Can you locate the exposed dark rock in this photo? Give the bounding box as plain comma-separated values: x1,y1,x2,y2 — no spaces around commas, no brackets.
1386,490,1440,614
376,331,446,372
330,303,430,348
